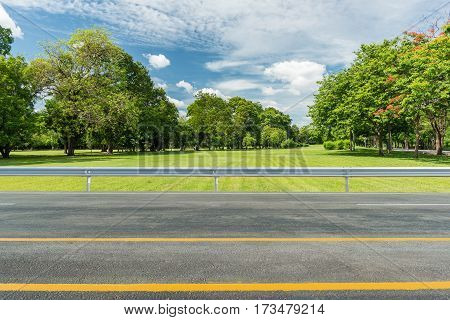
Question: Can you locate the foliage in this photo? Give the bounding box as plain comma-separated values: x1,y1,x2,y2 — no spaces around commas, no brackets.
242,133,256,149
310,22,449,156
323,141,336,150
281,138,298,149
0,26,13,56
28,28,177,155
0,54,35,158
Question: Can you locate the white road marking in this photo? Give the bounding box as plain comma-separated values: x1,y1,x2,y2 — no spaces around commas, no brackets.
0,203,16,206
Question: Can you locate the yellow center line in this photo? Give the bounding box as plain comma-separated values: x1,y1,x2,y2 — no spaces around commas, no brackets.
1,282,450,292
0,237,450,242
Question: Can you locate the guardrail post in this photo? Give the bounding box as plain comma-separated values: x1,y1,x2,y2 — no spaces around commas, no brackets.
345,176,349,193
86,176,92,192
213,171,219,192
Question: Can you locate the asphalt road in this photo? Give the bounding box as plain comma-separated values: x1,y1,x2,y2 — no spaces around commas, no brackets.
0,192,449,299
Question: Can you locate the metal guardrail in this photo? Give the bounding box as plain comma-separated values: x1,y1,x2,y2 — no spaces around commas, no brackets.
0,167,449,192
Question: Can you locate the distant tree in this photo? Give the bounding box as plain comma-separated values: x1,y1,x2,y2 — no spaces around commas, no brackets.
242,132,256,149
187,92,231,150
229,97,263,148
30,110,60,150
260,107,291,131
261,126,287,148
175,117,195,151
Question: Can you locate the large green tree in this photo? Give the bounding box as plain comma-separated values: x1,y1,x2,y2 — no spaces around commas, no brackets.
399,25,449,155
0,55,34,158
29,28,131,155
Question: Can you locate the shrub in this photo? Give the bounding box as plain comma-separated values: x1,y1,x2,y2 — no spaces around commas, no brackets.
323,141,336,150
281,139,298,149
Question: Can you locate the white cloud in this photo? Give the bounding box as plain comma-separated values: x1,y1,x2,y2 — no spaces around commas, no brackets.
0,4,23,38
205,60,249,72
261,86,281,96
195,88,227,99
215,79,260,92
4,0,440,65
264,60,326,95
144,53,170,69
153,77,168,89
259,99,279,108
3,0,442,125
176,80,193,94
167,96,185,108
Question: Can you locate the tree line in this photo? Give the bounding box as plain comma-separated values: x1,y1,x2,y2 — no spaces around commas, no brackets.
309,22,449,157
0,27,311,158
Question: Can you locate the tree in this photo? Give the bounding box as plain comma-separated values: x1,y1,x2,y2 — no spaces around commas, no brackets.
260,107,291,131
187,92,231,150
400,25,449,155
29,28,127,155
242,132,256,149
0,26,13,56
30,110,60,150
229,97,263,148
0,55,34,158
261,126,287,148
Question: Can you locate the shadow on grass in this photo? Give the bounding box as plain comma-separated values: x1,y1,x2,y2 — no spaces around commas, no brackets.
0,150,197,167
325,148,450,165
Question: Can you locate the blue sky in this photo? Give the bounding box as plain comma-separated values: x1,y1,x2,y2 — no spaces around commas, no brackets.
1,0,448,125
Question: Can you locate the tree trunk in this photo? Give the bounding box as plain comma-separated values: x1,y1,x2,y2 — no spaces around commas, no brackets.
404,139,409,150
101,145,107,152
428,110,447,156
0,146,11,159
377,133,384,156
349,130,354,151
107,144,114,155
63,141,68,154
436,131,443,156
67,137,75,156
387,129,393,153
414,130,420,159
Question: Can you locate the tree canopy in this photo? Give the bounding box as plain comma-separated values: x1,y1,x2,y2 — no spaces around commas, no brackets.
309,23,449,156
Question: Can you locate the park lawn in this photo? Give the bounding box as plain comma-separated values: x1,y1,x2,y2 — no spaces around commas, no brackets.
0,145,448,192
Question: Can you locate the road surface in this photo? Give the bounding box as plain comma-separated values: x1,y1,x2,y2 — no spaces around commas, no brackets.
0,192,449,299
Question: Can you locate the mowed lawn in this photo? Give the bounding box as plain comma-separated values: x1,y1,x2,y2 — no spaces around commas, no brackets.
0,145,448,192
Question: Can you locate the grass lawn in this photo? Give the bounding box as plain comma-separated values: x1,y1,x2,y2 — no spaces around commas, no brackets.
0,145,448,192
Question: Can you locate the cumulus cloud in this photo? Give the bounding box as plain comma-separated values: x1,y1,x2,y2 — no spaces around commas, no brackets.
195,88,227,99
0,4,23,38
167,96,185,108
264,60,326,95
144,53,170,69
176,80,193,93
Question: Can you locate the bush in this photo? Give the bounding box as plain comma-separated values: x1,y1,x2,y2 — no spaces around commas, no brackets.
281,138,298,149
325,140,350,150
336,140,351,150
323,141,336,150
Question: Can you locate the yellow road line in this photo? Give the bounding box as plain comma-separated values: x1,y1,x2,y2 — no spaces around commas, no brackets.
1,282,450,292
0,237,450,242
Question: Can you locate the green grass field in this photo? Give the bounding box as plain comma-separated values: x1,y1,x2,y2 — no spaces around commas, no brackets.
0,145,448,192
